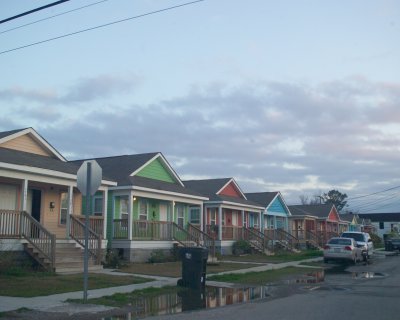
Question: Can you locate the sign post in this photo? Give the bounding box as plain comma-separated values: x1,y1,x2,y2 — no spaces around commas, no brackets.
77,160,102,303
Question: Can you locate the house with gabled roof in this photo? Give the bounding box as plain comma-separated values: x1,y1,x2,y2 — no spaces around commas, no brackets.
288,204,349,247
340,213,364,232
71,153,208,262
245,192,299,251
183,178,264,254
358,212,400,238
0,128,116,272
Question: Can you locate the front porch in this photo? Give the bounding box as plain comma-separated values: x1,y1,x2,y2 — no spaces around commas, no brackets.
0,209,104,272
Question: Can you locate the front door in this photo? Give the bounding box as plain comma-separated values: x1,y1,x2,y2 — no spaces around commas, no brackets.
30,189,41,222
159,204,168,222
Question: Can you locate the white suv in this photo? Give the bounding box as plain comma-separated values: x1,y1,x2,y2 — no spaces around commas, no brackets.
341,231,374,259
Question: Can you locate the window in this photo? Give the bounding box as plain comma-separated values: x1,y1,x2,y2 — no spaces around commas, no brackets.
189,207,200,225
379,222,384,229
210,208,217,225
177,205,184,227
93,196,103,216
60,192,68,225
0,184,17,210
120,197,128,219
139,200,148,220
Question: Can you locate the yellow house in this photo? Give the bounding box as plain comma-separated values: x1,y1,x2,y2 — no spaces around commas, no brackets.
0,128,116,272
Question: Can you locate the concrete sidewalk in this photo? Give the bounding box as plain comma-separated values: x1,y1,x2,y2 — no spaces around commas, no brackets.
0,257,322,314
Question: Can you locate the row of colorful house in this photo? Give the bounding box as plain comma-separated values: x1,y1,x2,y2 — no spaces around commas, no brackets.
0,128,370,270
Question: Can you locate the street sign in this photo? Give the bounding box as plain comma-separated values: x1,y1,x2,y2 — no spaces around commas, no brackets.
77,160,102,196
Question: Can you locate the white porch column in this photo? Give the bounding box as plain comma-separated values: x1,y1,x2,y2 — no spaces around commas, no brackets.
103,189,108,239
241,210,245,227
171,201,175,223
218,206,222,241
200,203,204,232
259,211,263,232
21,179,28,212
274,216,277,229
66,185,73,239
128,191,133,240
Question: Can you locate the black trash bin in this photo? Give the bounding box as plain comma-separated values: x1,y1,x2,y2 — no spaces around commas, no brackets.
383,234,393,251
178,247,208,290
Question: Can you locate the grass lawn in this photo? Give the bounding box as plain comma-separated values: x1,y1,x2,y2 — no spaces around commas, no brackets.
207,266,322,285
222,250,323,264
0,270,151,297
119,261,260,278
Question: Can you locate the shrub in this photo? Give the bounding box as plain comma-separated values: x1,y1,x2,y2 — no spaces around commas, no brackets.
232,240,251,256
103,248,123,268
369,233,383,248
148,249,168,263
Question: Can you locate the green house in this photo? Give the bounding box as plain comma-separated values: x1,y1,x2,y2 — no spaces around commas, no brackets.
74,152,207,262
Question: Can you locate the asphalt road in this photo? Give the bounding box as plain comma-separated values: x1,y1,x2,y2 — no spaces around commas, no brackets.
148,254,400,320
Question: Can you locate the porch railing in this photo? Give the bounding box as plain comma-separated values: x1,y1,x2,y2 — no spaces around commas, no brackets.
275,228,300,251
242,227,266,252
132,220,172,240
20,211,56,271
113,219,128,239
70,215,102,264
0,210,56,271
188,223,216,259
0,210,21,238
75,215,104,238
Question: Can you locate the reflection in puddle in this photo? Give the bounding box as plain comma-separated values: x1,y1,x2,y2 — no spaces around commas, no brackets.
352,272,385,279
281,270,325,285
102,286,270,320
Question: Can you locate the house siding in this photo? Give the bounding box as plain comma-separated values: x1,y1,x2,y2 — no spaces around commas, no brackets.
268,197,288,217
0,134,53,157
136,158,175,183
219,182,242,198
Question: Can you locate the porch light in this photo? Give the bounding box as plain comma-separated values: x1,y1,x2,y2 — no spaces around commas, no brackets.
133,197,137,201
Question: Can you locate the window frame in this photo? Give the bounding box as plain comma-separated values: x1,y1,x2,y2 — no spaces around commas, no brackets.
139,199,148,221
189,207,200,225
59,192,68,225
92,195,103,216
177,205,184,228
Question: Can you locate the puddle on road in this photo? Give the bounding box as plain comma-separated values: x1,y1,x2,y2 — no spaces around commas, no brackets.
102,268,384,319
102,286,270,320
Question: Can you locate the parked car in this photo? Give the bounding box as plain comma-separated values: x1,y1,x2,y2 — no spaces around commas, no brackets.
323,237,362,264
341,231,374,259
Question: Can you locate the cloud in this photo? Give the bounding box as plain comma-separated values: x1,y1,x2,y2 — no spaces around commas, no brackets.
2,76,400,207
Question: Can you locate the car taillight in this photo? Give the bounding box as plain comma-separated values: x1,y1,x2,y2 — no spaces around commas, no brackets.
323,245,330,250
344,246,352,251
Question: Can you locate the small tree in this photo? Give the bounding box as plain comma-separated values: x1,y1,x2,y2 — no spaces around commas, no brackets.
322,189,348,211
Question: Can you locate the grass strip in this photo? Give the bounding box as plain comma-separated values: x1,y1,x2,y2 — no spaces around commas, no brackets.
222,250,323,264
119,261,260,277
207,266,321,284
0,271,151,297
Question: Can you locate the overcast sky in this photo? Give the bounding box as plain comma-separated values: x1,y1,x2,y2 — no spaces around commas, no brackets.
1,0,399,213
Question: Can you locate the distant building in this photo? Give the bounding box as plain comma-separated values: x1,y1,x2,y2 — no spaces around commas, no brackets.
358,213,400,238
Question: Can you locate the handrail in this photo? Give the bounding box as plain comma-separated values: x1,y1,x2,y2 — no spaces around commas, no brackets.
19,211,56,271
170,222,198,247
243,227,272,252
70,215,102,264
188,223,216,259
276,229,300,250
306,230,321,248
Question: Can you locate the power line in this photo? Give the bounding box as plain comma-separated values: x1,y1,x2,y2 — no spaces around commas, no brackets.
0,0,109,35
0,0,71,25
346,185,400,201
0,0,205,56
